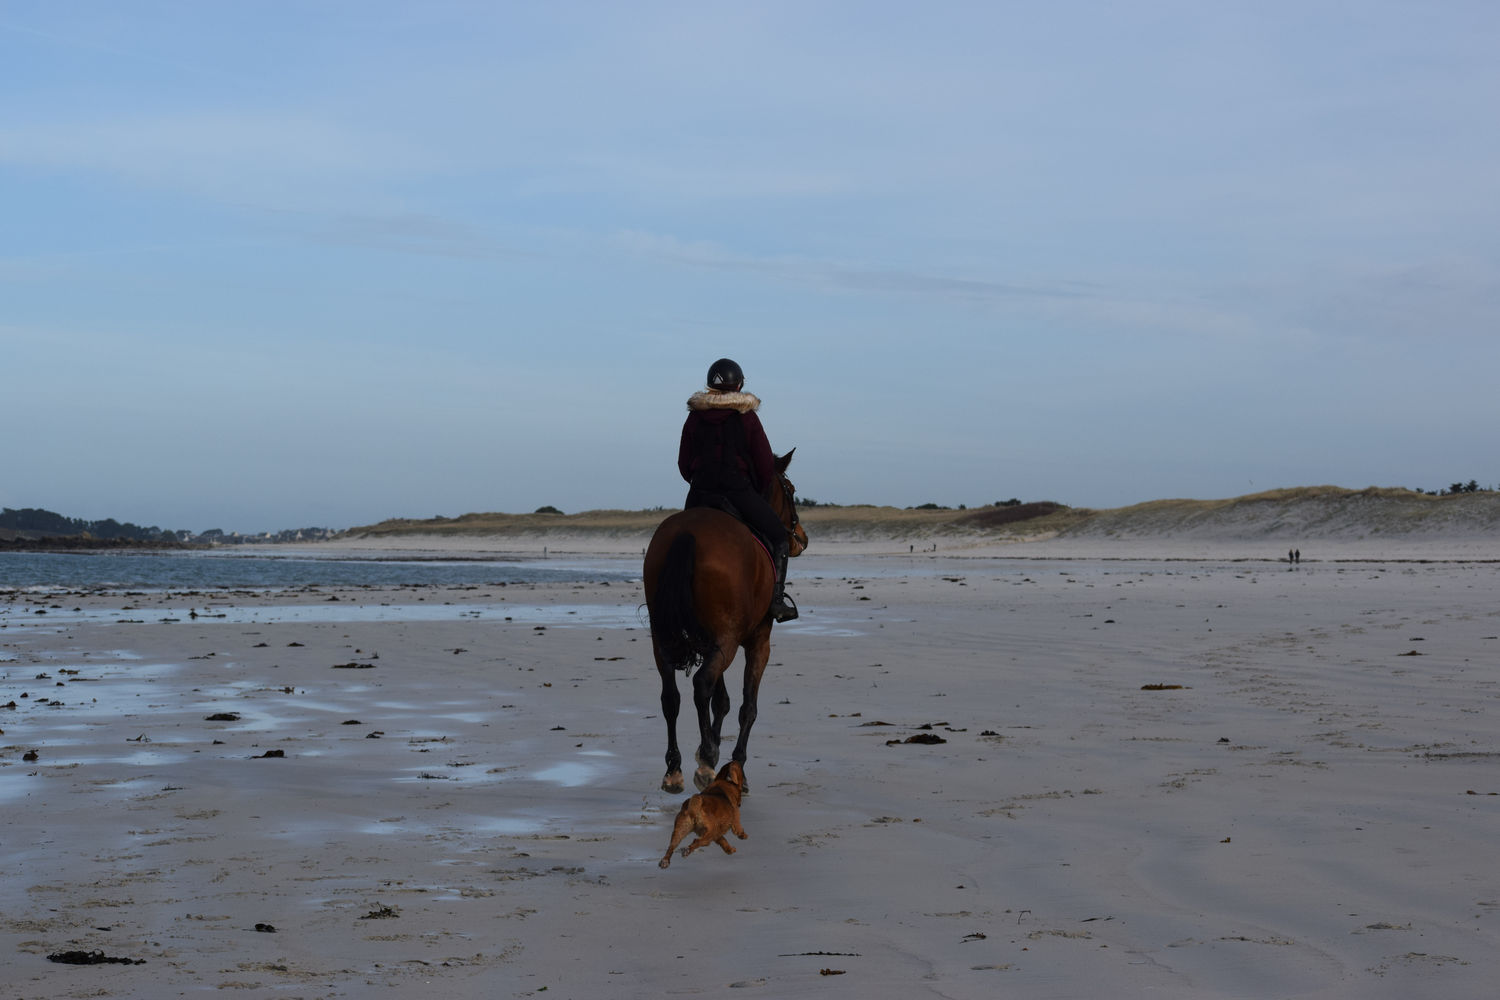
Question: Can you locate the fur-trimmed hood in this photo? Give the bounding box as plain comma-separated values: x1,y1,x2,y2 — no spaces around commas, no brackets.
687,390,761,414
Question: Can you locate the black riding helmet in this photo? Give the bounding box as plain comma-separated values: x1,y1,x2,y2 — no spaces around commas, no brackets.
707,358,745,392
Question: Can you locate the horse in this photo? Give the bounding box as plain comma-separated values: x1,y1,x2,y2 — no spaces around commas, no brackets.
644,450,808,794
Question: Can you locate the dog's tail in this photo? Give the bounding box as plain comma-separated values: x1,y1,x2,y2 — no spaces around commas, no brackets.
648,532,717,674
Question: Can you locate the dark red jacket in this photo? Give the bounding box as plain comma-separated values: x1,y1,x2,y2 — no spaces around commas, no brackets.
678,394,775,492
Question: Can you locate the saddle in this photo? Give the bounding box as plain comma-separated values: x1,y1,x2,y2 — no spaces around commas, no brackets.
687,492,776,570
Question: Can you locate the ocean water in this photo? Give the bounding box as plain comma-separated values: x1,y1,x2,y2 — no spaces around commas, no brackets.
0,549,639,592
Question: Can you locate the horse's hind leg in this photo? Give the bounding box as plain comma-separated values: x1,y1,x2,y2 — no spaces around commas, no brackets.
729,625,772,782
657,650,685,794
691,649,731,791
708,675,731,748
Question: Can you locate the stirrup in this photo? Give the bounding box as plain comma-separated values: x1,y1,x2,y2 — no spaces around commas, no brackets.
771,592,799,623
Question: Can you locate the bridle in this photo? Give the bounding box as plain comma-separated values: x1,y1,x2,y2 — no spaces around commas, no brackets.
777,474,801,534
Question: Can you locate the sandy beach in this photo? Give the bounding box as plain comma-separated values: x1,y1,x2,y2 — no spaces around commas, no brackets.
3,544,1499,998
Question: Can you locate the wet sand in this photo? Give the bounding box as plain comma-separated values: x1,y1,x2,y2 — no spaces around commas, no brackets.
2,554,1499,998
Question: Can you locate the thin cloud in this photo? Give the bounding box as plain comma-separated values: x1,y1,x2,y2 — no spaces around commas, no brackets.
0,113,441,206
611,228,1104,304
292,211,524,261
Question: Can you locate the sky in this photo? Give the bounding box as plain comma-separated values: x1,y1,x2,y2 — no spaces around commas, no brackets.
4,1,1499,533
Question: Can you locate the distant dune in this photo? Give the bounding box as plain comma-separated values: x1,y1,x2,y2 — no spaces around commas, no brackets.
342,487,1500,547
1044,486,1500,542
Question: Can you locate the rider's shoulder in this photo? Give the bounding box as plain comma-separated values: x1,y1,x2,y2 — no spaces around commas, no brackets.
687,390,761,414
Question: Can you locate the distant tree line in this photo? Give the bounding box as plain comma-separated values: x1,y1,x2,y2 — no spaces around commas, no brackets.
1,507,338,545
1416,481,1494,496
908,498,1025,511
794,497,1029,511
0,506,178,542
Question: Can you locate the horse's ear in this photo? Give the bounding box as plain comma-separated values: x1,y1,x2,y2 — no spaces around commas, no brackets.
776,448,795,473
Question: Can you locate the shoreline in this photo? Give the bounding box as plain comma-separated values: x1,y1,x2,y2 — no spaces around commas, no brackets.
294,531,1500,564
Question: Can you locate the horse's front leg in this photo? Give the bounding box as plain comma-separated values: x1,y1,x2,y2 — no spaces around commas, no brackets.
657,653,684,794
691,654,729,791
729,625,772,783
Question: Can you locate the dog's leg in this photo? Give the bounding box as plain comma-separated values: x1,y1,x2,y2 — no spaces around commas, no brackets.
714,836,737,855
658,809,695,868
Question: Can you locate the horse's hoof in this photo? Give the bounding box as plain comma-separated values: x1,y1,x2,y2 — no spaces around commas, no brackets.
661,772,684,794
693,767,715,791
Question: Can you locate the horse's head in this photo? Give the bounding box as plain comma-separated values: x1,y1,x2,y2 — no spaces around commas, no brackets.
771,449,808,556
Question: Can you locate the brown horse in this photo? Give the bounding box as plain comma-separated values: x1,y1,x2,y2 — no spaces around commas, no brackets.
644,451,808,794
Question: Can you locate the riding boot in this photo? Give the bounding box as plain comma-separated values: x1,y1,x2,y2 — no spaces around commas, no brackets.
769,541,798,622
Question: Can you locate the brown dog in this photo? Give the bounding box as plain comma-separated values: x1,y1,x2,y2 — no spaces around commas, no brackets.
658,760,747,868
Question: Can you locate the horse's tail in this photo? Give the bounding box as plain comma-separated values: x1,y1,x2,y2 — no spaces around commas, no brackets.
648,532,718,674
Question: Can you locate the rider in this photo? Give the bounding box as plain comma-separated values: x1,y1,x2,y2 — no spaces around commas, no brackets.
678,358,799,622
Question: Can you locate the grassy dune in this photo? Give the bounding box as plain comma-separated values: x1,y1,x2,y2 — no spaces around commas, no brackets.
342,502,1077,542
1061,486,1500,541
346,508,668,539
343,487,1500,543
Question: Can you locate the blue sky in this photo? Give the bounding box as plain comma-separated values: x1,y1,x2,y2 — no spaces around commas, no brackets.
4,2,1498,533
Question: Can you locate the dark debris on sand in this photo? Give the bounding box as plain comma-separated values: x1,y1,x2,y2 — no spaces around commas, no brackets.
47,950,146,966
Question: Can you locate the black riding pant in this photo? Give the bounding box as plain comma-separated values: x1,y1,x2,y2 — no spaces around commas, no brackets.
685,486,788,550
